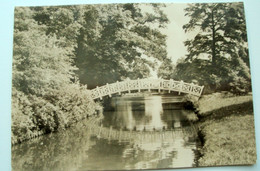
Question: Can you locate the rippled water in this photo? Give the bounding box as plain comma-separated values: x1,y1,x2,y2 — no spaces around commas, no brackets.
12,95,199,171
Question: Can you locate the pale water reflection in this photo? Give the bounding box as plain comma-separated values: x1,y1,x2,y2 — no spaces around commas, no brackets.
102,95,192,131
144,96,165,130
12,95,199,171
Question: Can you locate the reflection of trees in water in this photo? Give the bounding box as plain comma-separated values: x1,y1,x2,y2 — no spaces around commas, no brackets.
99,96,199,169
103,96,197,131
132,110,152,129
12,95,199,170
103,99,136,129
12,115,199,170
122,142,178,169
80,139,127,170
160,109,195,129
103,98,154,130
12,120,97,171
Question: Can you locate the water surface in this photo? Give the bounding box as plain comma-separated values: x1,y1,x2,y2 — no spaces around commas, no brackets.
12,95,199,170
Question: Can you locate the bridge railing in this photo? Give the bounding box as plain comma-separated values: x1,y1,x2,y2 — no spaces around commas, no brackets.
90,78,204,100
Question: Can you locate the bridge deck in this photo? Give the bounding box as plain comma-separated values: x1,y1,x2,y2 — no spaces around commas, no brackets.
90,79,204,100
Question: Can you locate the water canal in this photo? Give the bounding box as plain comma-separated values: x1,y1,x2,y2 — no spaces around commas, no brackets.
12,95,200,170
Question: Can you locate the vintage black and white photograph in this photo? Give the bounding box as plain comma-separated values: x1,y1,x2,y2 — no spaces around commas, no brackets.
11,2,256,170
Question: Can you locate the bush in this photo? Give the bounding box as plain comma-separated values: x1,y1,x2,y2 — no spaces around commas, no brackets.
183,94,199,110
11,84,101,144
12,89,41,144
228,76,251,95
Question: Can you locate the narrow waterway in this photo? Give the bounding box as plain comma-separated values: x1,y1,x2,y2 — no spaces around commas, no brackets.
12,95,200,171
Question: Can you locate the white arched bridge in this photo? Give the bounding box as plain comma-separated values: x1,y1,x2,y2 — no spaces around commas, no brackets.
90,78,204,100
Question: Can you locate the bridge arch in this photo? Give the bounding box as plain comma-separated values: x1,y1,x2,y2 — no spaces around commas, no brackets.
90,78,204,100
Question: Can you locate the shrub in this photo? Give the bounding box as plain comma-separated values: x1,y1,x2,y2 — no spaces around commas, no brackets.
11,84,101,144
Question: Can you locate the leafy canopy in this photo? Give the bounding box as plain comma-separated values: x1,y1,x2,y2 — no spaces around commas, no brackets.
179,2,251,93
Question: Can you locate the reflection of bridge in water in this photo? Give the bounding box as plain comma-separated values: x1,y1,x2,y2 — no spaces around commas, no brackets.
86,117,198,143
90,79,204,100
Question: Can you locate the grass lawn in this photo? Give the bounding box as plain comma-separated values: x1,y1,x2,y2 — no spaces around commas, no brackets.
197,93,257,166
197,92,253,114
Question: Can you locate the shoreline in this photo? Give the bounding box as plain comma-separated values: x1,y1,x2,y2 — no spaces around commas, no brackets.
195,93,256,166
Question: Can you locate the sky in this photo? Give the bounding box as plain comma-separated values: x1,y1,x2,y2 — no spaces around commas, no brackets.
161,3,199,64
161,3,190,64
141,3,193,65
141,3,197,77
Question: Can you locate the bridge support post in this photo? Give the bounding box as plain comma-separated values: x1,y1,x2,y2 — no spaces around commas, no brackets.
200,86,204,96
190,83,194,92
96,86,102,100
108,126,112,140
158,79,162,93
178,80,184,95
148,79,151,92
98,124,103,137
130,130,133,142
137,78,141,92
127,80,131,93
106,83,111,97
119,128,122,142
116,81,121,95
169,79,173,93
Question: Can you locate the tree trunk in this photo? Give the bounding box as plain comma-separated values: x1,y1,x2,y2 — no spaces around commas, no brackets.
211,8,216,67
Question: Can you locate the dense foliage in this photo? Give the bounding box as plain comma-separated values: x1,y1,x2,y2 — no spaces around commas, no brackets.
12,4,168,143
12,3,251,144
160,2,251,94
32,4,169,88
12,7,99,144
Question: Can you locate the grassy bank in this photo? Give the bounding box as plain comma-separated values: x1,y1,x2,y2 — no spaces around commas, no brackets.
197,92,253,114
196,93,257,166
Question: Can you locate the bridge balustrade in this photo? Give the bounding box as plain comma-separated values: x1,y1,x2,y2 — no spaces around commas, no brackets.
90,79,204,100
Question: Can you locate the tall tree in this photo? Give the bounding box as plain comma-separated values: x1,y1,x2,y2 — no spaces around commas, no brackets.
157,57,175,79
180,2,250,93
30,4,169,88
74,3,169,88
32,6,82,48
12,7,98,143
13,7,76,96
183,3,247,67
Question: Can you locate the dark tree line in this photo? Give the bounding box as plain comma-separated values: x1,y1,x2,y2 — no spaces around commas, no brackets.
32,4,169,88
12,4,169,143
159,2,251,94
